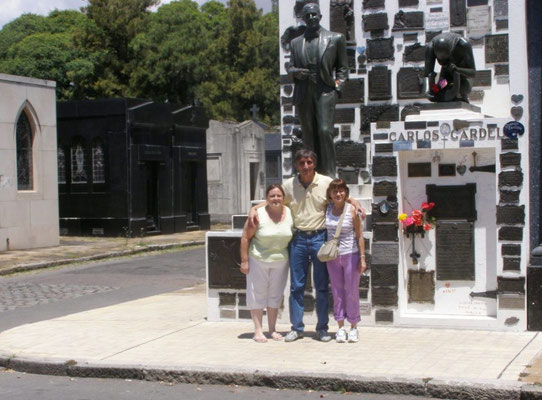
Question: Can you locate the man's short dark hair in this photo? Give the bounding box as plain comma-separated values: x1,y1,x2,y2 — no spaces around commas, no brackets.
294,149,318,166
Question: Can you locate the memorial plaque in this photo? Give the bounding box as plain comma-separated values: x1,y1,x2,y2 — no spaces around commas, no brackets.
399,0,418,6
363,13,389,32
408,162,431,177
372,156,397,177
497,277,525,294
498,226,523,241
369,66,392,100
472,70,492,87
360,105,399,134
485,35,509,64
495,64,509,76
373,133,389,140
335,108,356,123
467,5,491,37
375,309,394,322
500,190,520,204
282,115,298,125
219,293,236,306
403,44,426,63
372,287,398,306
496,19,508,30
372,204,399,223
220,309,236,319
426,8,449,31
367,38,395,62
373,180,397,196
341,125,351,139
427,183,477,221
397,68,425,99
503,257,521,271
330,1,355,42
405,121,427,129
232,215,247,230
392,11,424,31
280,74,294,85
403,33,418,42
426,30,442,42
436,221,475,280
408,270,435,303
238,293,246,306
417,140,431,149
283,105,293,113
336,140,367,168
363,0,385,9
469,90,485,102
467,0,487,5
499,295,524,310
372,264,398,286
501,138,518,150
494,0,508,19
347,48,357,72
499,170,523,187
496,205,525,224
439,163,456,176
500,152,521,167
338,78,364,104
371,243,399,264
281,96,293,105
283,85,293,95
373,224,399,242
450,0,467,27
375,143,393,153
338,167,359,184
208,236,245,289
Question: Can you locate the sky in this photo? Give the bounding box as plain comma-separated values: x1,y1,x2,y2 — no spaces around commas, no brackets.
0,0,272,29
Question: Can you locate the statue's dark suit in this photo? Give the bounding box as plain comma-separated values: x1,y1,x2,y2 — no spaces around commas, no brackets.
288,28,348,176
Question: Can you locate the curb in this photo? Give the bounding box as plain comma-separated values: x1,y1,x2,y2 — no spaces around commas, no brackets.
0,240,204,276
1,354,542,399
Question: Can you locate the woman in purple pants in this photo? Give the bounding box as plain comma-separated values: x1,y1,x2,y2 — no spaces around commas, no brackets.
325,179,367,343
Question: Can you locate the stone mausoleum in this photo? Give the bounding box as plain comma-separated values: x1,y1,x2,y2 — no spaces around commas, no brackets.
207,0,542,331
0,74,59,251
57,99,210,237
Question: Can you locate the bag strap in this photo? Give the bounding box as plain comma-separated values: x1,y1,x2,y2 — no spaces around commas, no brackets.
332,204,349,240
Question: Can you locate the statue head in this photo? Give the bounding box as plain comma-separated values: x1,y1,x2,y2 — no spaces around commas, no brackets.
302,3,321,29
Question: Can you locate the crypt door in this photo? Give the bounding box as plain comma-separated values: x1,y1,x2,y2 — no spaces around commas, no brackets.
182,161,198,225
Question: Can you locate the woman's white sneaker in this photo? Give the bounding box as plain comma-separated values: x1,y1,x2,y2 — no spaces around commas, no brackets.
348,328,359,343
335,328,347,343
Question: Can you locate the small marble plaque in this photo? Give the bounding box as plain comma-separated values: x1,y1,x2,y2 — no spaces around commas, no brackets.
363,13,389,32
467,5,491,37
472,70,492,87
408,270,435,303
363,0,385,9
403,43,426,63
338,78,364,104
426,8,450,30
335,108,356,123
397,67,425,99
392,11,424,31
372,156,397,176
373,180,397,196
494,0,508,19
335,140,367,168
373,225,399,242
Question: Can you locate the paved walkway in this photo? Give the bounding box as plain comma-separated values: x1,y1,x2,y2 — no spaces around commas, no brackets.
2,229,542,398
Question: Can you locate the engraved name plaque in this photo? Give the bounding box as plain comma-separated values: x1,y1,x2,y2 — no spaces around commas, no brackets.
436,221,475,280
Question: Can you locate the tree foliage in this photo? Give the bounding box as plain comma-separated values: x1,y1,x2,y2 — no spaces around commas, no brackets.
0,0,279,124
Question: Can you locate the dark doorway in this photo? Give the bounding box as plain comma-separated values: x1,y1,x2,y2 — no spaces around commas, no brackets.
182,161,198,225
145,162,160,232
250,162,259,201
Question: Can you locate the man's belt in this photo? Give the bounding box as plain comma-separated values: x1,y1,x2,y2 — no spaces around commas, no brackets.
294,228,326,237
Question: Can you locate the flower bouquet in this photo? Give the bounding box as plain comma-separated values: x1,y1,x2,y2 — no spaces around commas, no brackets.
399,202,436,235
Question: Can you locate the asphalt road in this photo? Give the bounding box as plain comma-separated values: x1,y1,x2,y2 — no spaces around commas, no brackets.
0,246,206,332
0,369,446,400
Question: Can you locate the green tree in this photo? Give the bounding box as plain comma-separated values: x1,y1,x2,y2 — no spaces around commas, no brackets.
75,0,159,97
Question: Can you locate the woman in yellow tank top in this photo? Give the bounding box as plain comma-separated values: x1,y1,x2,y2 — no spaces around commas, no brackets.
240,184,293,342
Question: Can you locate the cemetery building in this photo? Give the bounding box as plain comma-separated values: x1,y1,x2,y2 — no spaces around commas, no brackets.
0,74,59,251
207,0,542,331
57,98,210,237
206,120,265,224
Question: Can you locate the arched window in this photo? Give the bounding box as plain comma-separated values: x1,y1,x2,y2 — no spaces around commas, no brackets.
71,141,87,184
16,111,34,190
92,138,105,183
58,148,66,184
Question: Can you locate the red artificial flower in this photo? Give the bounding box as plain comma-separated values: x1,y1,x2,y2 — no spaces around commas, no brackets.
412,209,423,226
421,202,435,211
423,223,432,231
431,83,440,93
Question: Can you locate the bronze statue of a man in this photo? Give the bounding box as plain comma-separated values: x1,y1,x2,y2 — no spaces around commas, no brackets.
424,32,476,103
288,3,348,176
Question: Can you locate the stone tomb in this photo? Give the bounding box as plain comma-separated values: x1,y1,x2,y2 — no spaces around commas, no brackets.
369,106,527,331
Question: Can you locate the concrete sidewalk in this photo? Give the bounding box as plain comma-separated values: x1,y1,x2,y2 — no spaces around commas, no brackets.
1,283,542,399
